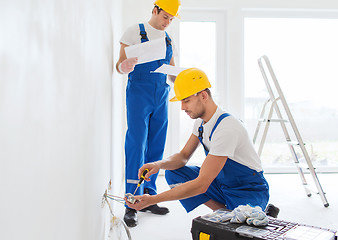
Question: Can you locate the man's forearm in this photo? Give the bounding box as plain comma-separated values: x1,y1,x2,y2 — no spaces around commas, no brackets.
152,177,207,204
158,152,188,170
127,177,207,211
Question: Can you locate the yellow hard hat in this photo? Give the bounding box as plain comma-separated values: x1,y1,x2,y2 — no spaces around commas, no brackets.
170,68,211,102
154,0,181,17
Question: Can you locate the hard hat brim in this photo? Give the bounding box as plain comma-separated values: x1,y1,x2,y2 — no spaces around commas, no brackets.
170,96,179,102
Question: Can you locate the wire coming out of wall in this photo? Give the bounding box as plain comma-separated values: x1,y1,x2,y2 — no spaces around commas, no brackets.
102,180,132,240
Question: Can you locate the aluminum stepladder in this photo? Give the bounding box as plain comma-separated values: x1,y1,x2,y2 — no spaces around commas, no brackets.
253,55,329,207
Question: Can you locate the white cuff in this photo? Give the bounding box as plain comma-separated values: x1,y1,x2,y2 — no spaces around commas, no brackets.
118,62,126,74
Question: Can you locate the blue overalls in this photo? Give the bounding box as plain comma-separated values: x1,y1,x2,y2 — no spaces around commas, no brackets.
165,114,270,212
125,24,173,199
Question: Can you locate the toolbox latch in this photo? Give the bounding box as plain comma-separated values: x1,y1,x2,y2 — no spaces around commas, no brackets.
199,232,210,240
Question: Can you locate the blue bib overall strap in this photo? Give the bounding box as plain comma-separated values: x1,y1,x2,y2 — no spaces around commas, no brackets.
139,23,148,42
165,32,172,46
198,113,231,155
139,23,172,46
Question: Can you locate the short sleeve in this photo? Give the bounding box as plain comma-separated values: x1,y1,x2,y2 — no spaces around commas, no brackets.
208,122,239,157
120,24,140,46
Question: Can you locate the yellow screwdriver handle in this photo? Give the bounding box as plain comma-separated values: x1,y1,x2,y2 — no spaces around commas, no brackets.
132,169,150,196
140,168,149,182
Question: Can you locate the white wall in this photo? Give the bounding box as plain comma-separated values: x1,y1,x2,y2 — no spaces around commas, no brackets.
111,0,125,204
0,0,119,239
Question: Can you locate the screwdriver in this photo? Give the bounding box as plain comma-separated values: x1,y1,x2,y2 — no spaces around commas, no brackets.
132,168,149,195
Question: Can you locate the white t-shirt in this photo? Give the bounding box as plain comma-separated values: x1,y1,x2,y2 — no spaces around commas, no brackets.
192,107,263,172
120,22,177,56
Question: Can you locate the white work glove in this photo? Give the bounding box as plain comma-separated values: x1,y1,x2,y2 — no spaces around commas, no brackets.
118,57,138,74
229,204,269,226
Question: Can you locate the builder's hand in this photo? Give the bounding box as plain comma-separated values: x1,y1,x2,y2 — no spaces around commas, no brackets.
124,194,155,211
118,57,138,74
138,162,160,181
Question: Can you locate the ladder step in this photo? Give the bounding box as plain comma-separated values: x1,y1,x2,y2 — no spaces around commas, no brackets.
294,162,313,170
258,118,288,123
287,140,305,146
303,185,324,195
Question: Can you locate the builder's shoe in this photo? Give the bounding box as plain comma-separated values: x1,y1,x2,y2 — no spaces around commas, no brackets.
140,204,169,215
140,188,170,215
123,208,138,227
265,203,280,218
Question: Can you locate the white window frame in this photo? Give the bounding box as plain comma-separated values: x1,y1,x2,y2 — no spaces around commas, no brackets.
164,9,228,158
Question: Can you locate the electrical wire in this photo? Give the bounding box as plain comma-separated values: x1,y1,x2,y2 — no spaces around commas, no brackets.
102,191,132,240
105,194,126,204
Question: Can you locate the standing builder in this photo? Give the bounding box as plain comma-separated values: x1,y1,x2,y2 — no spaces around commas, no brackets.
116,0,181,227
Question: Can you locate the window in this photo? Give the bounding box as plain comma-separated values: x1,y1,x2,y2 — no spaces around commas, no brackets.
165,10,226,165
244,15,338,172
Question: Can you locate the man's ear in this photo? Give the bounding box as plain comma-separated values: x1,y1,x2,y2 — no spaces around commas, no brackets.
152,7,158,16
200,90,209,101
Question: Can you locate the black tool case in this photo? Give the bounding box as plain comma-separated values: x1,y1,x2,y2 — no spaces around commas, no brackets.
191,214,337,240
